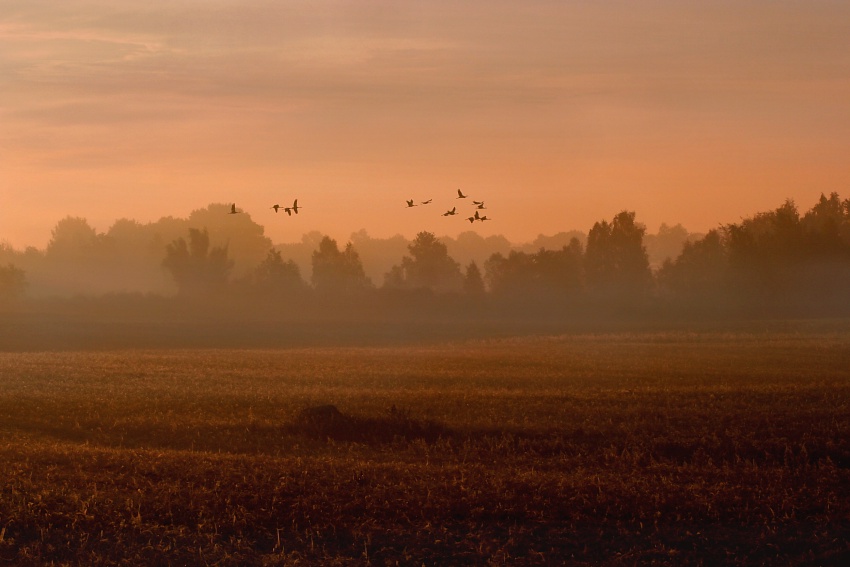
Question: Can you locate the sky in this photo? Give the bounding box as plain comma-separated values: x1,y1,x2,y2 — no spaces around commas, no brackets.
2,0,850,249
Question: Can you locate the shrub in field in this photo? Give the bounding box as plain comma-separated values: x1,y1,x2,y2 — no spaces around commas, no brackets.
292,404,448,444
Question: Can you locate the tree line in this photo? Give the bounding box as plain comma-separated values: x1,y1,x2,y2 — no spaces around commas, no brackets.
3,194,849,319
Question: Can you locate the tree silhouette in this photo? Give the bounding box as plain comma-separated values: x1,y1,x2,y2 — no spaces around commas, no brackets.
535,238,584,294
644,223,696,267
311,236,371,294
46,216,101,260
515,231,585,254
584,211,651,296
463,261,486,296
382,232,463,293
484,250,533,297
0,264,26,303
383,265,405,290
162,228,233,296
442,231,513,271
349,230,411,284
252,248,305,296
801,193,850,255
188,204,273,272
484,239,583,300
657,229,730,310
723,200,803,301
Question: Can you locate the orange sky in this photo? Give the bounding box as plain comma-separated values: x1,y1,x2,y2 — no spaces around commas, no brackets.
2,1,850,249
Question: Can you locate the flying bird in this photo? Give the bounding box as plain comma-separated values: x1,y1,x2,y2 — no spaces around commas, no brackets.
271,204,281,213
472,200,484,206
476,202,486,209
291,199,299,214
406,199,417,208
479,215,491,221
466,216,476,223
457,189,467,199
421,199,432,205
442,207,457,216
474,210,481,221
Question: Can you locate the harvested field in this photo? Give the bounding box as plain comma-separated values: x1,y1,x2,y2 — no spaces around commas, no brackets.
1,328,849,565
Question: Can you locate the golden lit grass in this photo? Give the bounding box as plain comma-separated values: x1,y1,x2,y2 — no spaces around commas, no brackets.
1,330,849,564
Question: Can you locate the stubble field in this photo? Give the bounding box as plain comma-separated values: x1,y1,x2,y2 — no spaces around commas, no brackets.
1,325,849,565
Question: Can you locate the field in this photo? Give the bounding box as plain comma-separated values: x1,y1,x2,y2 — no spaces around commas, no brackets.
1,325,849,565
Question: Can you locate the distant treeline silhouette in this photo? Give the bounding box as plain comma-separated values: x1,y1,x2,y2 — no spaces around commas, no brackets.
3,194,850,320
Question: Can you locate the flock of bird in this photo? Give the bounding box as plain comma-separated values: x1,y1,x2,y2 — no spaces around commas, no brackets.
407,189,491,223
229,199,300,216
227,189,492,224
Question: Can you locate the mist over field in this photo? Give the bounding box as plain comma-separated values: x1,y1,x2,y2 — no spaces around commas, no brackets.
2,193,850,350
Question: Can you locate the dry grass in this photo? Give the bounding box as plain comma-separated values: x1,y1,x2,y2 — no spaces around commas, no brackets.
1,329,849,565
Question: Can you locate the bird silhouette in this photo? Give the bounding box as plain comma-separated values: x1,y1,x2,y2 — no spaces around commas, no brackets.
457,189,468,199
229,204,240,214
474,210,481,220
442,207,457,216
476,202,486,209
291,199,299,214
271,204,281,213
466,216,475,223
406,199,417,208
472,200,484,206
479,215,490,221
421,199,432,205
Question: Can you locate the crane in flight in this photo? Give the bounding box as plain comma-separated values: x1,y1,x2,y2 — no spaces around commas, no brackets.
442,207,457,216
406,199,417,208
457,189,468,199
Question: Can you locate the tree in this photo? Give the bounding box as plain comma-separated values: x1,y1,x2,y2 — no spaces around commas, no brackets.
657,229,730,309
484,250,534,297
723,200,802,298
173,203,275,277
384,232,463,293
349,230,411,284
801,193,850,255
584,211,651,295
515,231,585,254
162,228,233,296
442,231,513,269
0,264,26,303
534,238,584,294
253,249,305,295
644,223,696,267
311,236,371,294
46,216,100,260
463,261,486,296
484,239,583,300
